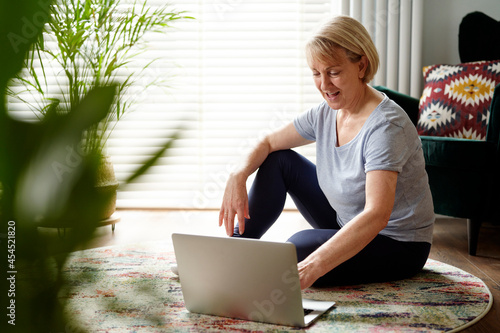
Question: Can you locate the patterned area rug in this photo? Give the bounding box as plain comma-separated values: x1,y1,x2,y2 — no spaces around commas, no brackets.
61,241,492,332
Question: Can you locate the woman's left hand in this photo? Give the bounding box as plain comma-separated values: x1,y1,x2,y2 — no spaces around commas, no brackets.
297,259,323,290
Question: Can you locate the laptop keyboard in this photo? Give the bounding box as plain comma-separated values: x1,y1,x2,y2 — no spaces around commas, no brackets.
303,308,314,316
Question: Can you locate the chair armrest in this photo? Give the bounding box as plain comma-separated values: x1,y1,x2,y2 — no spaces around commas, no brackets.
420,136,496,169
373,86,420,126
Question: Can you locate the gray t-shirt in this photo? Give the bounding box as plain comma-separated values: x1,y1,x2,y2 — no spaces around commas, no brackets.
293,96,434,243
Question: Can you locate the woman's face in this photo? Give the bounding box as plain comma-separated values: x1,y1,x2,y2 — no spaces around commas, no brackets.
309,49,367,111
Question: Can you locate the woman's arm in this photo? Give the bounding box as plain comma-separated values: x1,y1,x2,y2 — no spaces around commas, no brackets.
219,122,313,236
298,169,398,289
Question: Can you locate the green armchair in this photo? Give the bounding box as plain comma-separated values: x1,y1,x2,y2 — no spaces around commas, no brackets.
374,11,500,256
374,85,500,256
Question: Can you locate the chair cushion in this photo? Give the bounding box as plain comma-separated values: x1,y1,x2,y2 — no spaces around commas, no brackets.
417,60,500,141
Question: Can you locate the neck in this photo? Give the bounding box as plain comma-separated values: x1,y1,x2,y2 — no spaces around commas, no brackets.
341,85,382,116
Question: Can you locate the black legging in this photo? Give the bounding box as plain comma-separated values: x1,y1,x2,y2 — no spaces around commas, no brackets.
233,150,431,286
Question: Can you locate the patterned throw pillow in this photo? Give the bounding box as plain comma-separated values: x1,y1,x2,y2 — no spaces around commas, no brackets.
417,60,500,140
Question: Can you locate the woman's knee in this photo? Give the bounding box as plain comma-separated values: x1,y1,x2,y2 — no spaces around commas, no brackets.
287,229,337,262
258,149,315,189
260,149,298,170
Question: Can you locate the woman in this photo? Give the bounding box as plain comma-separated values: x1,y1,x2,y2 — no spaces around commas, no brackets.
219,16,434,289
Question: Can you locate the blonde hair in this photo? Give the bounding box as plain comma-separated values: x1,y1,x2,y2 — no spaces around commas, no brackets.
306,15,379,83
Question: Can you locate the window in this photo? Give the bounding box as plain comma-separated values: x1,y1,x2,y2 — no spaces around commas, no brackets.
6,0,338,209
109,0,336,208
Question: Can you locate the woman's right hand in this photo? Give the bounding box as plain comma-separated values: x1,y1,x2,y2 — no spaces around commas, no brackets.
217,123,308,236
219,173,250,236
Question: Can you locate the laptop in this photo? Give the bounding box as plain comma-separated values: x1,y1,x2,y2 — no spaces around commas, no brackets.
171,233,336,327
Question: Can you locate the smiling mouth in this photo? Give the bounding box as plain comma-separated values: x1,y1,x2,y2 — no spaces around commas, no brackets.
325,91,340,99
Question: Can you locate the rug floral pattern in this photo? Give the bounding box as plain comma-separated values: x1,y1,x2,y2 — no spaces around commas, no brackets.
60,242,492,332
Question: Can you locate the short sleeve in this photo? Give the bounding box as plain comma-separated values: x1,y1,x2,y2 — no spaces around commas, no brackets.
363,123,413,173
293,102,328,141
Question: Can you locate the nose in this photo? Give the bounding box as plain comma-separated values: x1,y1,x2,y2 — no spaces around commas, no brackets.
320,74,332,92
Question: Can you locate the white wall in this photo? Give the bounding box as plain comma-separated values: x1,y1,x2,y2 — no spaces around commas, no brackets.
422,0,500,67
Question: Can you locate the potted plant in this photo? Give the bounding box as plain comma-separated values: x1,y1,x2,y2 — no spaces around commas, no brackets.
9,0,191,225
1,1,188,330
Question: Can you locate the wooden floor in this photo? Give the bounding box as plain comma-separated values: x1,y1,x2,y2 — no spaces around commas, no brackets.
45,209,500,332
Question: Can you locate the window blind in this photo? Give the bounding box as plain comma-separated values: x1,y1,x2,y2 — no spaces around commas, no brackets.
109,0,335,209
7,0,337,209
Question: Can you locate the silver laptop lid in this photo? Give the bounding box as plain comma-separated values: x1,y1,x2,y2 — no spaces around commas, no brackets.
172,233,307,327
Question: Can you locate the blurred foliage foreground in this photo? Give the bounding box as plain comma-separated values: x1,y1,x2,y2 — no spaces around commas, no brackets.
0,0,180,331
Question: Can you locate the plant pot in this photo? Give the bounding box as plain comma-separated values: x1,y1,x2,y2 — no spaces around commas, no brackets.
95,155,120,221
37,155,120,229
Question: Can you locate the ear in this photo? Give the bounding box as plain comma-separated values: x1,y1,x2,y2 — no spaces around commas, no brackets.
358,55,368,79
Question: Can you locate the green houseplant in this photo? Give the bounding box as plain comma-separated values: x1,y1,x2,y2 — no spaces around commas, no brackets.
12,0,189,154
9,0,191,223
1,0,186,331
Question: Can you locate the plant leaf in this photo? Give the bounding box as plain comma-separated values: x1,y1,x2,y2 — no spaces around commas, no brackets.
125,129,181,184
15,84,117,223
